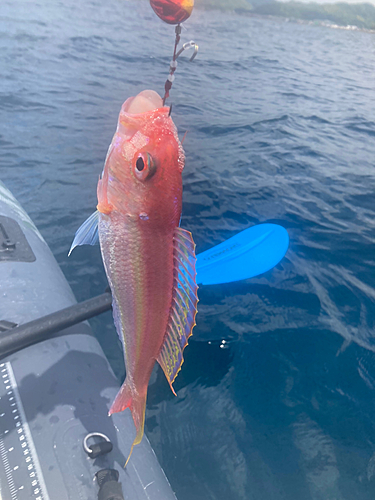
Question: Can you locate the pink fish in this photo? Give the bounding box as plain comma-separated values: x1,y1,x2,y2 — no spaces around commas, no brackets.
96,89,198,464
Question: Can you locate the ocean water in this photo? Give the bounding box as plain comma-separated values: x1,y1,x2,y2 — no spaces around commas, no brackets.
1,0,375,498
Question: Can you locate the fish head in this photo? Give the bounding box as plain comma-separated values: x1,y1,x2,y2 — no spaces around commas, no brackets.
98,90,184,229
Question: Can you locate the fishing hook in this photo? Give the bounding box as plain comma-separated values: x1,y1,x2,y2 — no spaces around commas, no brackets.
163,24,198,105
175,41,198,62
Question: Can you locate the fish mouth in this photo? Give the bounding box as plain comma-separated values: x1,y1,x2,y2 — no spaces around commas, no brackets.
117,89,171,138
123,90,164,115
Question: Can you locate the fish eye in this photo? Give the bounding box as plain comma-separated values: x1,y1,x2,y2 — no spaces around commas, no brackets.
134,153,156,181
136,157,145,172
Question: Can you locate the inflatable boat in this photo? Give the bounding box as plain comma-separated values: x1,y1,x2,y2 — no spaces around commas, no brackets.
0,180,177,500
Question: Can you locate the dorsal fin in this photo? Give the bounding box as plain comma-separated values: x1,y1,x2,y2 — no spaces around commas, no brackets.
157,227,198,395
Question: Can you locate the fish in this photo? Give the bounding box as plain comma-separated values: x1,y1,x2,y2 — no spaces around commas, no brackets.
70,89,198,465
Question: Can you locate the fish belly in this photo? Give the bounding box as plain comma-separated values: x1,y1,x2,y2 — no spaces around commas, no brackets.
99,212,175,389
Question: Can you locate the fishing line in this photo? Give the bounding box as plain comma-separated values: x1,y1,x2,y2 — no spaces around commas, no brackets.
163,28,198,104
148,0,198,104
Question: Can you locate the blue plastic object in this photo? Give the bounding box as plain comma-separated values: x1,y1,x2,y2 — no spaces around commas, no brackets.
196,223,289,285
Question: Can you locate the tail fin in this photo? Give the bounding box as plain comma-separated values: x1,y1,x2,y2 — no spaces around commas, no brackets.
108,380,147,467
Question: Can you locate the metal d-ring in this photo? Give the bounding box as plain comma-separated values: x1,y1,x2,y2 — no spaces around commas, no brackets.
83,432,112,458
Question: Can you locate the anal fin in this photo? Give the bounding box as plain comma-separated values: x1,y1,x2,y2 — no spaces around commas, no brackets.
157,227,198,394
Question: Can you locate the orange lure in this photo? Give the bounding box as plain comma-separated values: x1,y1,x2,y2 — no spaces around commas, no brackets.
97,90,198,464
150,0,194,24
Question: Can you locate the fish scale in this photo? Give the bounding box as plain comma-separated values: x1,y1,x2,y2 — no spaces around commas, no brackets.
100,213,175,377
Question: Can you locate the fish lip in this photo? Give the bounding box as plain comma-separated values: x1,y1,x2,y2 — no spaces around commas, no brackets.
121,96,170,117
118,99,171,133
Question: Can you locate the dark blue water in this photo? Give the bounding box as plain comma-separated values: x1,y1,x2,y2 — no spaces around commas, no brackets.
2,1,375,498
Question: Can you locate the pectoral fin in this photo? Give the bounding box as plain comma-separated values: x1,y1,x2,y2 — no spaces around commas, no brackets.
68,210,99,256
157,228,198,394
